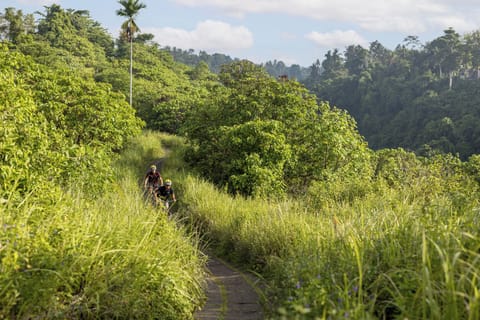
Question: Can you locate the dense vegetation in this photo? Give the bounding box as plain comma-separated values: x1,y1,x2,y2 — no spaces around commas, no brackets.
161,46,237,74
181,60,372,197
302,30,480,159
160,27,480,160
4,5,480,160
0,128,205,318
2,3,480,319
176,145,480,319
0,6,205,318
0,43,142,198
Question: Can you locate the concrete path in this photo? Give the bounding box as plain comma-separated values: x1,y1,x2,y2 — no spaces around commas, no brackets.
194,256,264,320
153,158,264,319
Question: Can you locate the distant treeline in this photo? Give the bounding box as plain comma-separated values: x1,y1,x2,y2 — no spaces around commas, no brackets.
301,30,480,159
161,46,311,81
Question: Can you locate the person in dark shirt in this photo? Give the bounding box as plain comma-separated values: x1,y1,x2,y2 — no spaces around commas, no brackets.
156,179,176,209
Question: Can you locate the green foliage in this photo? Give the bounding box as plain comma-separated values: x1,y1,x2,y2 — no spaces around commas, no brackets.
0,7,35,43
31,67,143,151
262,60,310,81
372,148,479,208
0,44,143,197
220,120,291,197
114,130,166,179
162,46,237,74
178,147,480,319
373,148,421,188
116,0,147,40
1,132,205,319
294,102,373,191
299,103,374,208
0,45,65,197
465,154,480,185
3,5,115,83
4,4,480,318
305,28,480,159
0,181,204,320
183,60,372,198
96,43,205,133
34,5,111,70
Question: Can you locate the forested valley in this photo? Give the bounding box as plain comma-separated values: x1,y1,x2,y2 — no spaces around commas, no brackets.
165,29,480,161
1,4,480,319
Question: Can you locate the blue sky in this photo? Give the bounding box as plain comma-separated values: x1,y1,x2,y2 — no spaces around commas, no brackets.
3,0,480,66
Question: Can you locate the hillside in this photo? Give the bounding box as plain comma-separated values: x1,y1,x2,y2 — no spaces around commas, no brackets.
301,32,480,159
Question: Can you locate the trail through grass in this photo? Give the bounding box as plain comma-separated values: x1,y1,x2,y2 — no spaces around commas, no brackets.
0,131,206,319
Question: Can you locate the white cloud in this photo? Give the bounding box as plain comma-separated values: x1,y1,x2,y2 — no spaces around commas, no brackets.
171,0,480,34
306,30,368,49
144,20,253,52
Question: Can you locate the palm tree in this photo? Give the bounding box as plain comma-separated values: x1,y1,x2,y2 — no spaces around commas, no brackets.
116,0,146,106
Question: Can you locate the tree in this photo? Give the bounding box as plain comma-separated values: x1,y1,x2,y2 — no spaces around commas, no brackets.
402,35,422,50
440,28,461,89
0,44,143,196
321,49,345,78
182,60,373,197
463,30,480,79
116,0,146,106
425,28,461,89
344,44,369,75
304,59,322,91
369,40,392,68
218,120,291,197
33,4,112,74
0,8,32,42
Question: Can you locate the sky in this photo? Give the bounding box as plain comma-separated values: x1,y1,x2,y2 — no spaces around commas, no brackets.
3,0,480,67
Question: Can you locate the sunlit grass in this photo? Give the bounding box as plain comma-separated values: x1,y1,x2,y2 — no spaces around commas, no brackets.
115,129,167,180
162,139,480,319
8,130,477,319
0,131,206,319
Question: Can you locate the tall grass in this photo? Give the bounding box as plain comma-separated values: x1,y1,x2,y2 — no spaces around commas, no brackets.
163,139,480,319
115,129,167,180
0,131,206,319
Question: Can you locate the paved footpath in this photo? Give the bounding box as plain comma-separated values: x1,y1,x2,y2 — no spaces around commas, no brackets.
154,159,264,319
194,256,264,320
